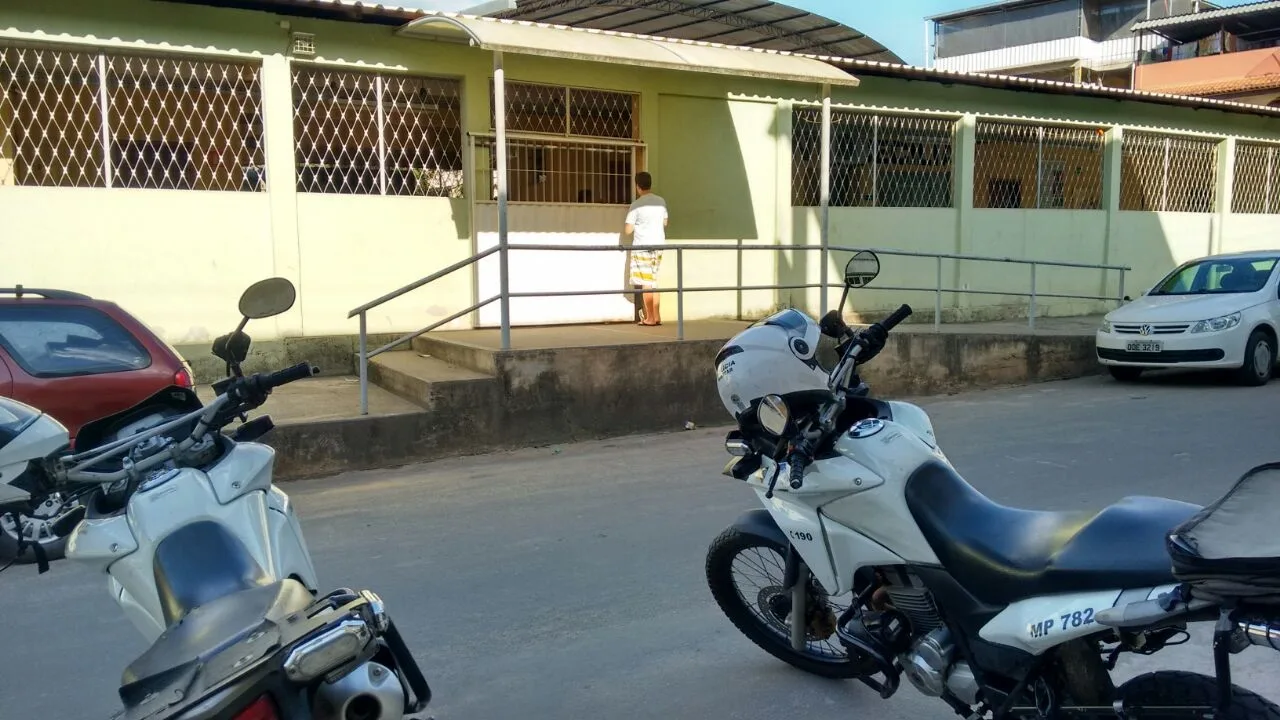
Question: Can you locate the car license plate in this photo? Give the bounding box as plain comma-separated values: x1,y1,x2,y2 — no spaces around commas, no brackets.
1125,340,1162,353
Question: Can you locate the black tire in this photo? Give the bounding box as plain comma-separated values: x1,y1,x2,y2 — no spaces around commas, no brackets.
1109,366,1144,382
1236,330,1275,387
705,526,875,679
1117,671,1280,719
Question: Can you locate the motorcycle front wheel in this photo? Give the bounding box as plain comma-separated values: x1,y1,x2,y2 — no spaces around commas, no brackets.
705,526,877,679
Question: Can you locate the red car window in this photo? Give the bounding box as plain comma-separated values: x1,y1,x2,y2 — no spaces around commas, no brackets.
0,305,153,378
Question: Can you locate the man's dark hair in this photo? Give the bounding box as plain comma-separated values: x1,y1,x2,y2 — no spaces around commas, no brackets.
635,171,653,191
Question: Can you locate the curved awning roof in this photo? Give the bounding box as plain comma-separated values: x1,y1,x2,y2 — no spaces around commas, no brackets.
398,11,861,86
486,0,901,63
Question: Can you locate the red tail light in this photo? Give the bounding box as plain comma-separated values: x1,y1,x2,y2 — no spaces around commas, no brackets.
233,695,278,720
174,367,194,389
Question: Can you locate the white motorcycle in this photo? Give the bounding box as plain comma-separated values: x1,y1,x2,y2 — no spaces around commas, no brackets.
0,278,432,720
706,250,1280,719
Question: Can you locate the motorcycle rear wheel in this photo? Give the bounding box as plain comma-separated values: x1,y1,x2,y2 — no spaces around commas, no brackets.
1116,671,1280,720
705,526,877,680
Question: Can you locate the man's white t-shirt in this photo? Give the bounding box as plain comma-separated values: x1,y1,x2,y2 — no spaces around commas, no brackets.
626,193,668,248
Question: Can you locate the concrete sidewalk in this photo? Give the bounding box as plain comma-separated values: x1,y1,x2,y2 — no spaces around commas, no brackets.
191,315,1107,481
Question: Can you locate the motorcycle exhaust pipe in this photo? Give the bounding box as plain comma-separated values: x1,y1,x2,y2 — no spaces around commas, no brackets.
1237,619,1280,652
311,661,405,720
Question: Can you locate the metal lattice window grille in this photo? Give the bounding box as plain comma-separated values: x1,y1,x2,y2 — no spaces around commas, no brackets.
293,66,464,197
974,120,1105,210
1232,142,1280,214
1119,131,1218,213
1,43,264,191
792,108,956,209
475,135,638,205
489,80,638,140
484,80,640,204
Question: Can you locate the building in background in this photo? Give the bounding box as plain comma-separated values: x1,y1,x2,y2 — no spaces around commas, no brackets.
5,0,1280,348
1132,2,1280,104
926,0,1207,87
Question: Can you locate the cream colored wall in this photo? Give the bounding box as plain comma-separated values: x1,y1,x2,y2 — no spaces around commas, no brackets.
1,187,274,341
295,195,470,336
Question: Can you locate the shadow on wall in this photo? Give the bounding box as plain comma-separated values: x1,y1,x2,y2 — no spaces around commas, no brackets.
655,94,763,320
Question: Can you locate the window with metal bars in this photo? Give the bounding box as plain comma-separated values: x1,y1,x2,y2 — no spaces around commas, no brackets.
1119,131,1218,213
791,108,956,209
973,120,1105,210
1232,142,1280,214
0,42,264,191
484,79,641,204
292,65,464,197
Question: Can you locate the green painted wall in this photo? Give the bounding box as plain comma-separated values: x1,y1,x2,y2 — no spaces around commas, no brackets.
5,0,1280,338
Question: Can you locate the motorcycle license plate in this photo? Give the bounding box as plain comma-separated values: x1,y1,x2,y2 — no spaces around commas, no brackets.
1125,340,1162,353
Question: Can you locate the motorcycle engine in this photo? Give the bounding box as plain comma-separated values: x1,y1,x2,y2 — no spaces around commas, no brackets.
899,627,980,706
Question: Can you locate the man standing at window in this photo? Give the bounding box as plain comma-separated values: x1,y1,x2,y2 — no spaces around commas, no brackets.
626,171,668,326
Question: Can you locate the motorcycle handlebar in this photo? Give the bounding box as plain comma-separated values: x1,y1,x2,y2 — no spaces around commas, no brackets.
878,304,913,333
59,362,319,487
262,362,319,391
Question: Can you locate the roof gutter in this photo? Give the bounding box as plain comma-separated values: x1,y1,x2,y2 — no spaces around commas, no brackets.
821,57,1280,119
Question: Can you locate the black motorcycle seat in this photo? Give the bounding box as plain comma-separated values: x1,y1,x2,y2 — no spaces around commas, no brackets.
904,460,1200,606
119,579,314,703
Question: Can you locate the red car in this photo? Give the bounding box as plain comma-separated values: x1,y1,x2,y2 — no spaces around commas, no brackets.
0,286,194,442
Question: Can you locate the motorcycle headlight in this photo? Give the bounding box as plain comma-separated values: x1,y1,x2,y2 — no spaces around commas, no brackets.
1190,312,1241,334
1099,320,1112,334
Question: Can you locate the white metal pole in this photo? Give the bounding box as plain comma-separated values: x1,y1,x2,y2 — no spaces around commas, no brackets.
97,53,113,188
819,84,831,317
376,74,387,195
495,51,512,350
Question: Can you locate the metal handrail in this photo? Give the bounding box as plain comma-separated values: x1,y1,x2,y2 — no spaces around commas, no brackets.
349,242,1131,414
348,245,498,319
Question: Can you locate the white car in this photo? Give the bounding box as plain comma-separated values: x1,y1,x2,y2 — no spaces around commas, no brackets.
1096,251,1280,385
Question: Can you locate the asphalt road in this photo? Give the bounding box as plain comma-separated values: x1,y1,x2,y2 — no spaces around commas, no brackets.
4,373,1280,719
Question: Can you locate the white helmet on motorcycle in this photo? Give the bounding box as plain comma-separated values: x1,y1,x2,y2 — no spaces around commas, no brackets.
714,309,838,420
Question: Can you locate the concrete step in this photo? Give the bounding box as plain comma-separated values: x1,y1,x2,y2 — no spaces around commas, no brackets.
411,334,499,375
368,351,498,411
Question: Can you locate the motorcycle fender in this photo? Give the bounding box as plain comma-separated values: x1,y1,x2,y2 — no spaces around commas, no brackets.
747,496,840,596
728,508,789,548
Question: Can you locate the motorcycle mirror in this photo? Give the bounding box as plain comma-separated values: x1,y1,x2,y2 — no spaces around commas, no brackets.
758,395,790,437
238,277,296,320
212,331,252,365
844,251,880,289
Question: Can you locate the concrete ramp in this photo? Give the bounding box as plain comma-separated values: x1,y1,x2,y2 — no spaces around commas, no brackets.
219,317,1102,480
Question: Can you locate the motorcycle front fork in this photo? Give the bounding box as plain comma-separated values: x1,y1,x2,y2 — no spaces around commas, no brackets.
783,545,808,651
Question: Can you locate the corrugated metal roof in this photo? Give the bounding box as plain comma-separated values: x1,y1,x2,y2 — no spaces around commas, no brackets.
153,0,1280,117
486,0,900,63
1149,73,1280,96
819,55,1280,117
1132,0,1280,33
399,12,862,86
928,0,1060,23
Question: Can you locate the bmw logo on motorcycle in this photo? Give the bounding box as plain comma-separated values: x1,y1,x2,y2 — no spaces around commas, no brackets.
848,418,885,438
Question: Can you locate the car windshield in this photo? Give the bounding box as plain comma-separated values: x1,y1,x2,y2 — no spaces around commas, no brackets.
1150,257,1278,296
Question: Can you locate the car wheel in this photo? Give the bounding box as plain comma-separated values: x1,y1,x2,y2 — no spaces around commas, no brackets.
1235,329,1275,387
1109,366,1143,382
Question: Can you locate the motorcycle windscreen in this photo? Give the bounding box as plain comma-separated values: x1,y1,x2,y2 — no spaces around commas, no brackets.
74,385,203,455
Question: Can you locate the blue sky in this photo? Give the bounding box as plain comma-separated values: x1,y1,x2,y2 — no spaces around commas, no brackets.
399,0,1261,67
